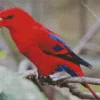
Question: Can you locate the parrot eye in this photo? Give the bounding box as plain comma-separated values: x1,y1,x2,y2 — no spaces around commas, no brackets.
3,14,14,20
7,15,14,19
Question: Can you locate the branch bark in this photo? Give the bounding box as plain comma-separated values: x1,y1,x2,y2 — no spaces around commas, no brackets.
54,77,100,99
67,83,100,99
19,60,100,99
55,77,100,85
23,71,100,99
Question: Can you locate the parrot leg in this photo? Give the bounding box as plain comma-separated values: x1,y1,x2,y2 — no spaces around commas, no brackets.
37,74,45,85
44,76,54,84
38,76,54,85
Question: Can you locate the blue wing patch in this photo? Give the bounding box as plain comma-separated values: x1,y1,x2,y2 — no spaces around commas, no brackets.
49,33,58,40
49,33,72,52
56,65,77,77
53,44,64,51
49,33,92,69
49,33,65,43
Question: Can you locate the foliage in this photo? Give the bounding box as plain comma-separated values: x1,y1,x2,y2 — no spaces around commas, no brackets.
0,67,48,100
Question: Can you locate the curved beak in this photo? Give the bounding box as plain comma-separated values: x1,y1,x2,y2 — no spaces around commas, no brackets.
0,18,3,20
0,18,3,31
0,17,3,27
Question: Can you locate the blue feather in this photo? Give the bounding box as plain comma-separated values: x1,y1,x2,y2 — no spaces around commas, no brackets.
49,33,92,69
49,33,57,40
56,65,77,77
49,33,72,52
53,44,63,51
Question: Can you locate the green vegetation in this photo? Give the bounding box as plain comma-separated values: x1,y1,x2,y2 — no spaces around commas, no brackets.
81,85,100,92
0,50,7,58
0,67,48,100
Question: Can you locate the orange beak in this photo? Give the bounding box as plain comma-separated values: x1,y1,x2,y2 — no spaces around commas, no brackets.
0,17,3,27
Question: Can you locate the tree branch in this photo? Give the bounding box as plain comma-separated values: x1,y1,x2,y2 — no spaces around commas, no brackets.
55,77,100,85
52,77,100,99
67,83,100,99
19,60,100,99
23,71,100,99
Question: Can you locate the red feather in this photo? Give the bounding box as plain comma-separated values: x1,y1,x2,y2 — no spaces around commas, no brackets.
0,7,99,99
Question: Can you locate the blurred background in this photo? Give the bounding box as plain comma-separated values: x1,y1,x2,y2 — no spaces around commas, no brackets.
0,0,100,100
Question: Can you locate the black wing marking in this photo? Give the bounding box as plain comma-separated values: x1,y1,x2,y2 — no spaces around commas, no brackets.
45,33,93,69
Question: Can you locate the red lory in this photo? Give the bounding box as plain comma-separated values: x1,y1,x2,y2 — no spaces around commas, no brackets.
0,8,99,99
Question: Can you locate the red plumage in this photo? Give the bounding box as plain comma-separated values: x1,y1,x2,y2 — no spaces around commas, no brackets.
0,7,99,99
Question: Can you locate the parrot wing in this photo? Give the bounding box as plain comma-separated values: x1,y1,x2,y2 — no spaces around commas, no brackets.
41,31,92,69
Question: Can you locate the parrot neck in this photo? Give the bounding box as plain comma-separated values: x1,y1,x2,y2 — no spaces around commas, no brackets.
10,30,34,53
9,21,44,53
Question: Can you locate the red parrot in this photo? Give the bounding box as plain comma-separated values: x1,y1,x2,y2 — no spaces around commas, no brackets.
0,7,99,99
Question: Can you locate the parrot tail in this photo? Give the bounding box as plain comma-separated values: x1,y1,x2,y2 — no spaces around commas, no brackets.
84,83,100,100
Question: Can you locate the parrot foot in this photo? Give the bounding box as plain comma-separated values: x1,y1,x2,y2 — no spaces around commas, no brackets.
38,76,55,85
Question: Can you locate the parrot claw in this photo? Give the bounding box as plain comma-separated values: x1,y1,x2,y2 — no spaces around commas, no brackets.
38,76,55,85
29,76,34,79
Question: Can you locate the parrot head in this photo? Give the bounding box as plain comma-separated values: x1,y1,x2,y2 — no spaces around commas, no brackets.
0,7,34,32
